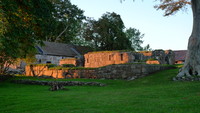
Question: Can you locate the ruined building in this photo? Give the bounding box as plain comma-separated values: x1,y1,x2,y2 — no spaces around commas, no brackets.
84,50,175,68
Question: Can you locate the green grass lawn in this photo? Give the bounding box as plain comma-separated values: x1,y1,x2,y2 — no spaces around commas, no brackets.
1,68,200,113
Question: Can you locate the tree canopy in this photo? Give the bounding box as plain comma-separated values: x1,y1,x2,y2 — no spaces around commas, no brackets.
82,12,150,51
0,0,55,74
125,28,145,51
47,0,85,43
154,0,191,16
83,12,132,51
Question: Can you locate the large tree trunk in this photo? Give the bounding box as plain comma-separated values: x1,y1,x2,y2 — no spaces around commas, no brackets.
177,0,200,77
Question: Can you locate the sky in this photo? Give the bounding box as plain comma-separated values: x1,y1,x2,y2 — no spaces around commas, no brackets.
70,0,193,50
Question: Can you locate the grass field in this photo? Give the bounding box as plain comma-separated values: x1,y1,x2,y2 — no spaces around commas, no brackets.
0,68,200,113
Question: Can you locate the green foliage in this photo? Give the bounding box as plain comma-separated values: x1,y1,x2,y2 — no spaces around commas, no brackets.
47,0,85,43
143,44,152,51
49,66,96,70
28,64,48,66
15,74,26,77
125,27,152,51
88,50,131,54
176,64,184,68
62,64,75,67
0,3,7,37
83,12,132,51
1,69,200,112
47,64,57,68
147,58,157,61
83,12,150,51
125,27,144,51
19,54,37,65
98,12,131,50
0,0,55,74
28,64,57,68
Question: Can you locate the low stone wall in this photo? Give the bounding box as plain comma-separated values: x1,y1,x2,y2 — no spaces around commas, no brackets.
25,65,92,79
25,64,174,79
12,80,106,86
94,64,173,79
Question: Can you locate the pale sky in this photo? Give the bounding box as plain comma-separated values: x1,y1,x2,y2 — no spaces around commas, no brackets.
71,0,193,50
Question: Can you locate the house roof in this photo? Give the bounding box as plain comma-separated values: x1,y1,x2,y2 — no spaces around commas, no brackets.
36,41,92,57
173,50,187,61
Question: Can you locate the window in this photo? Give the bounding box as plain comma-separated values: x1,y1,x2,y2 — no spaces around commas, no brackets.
109,55,112,61
38,59,41,63
120,54,123,61
46,61,51,64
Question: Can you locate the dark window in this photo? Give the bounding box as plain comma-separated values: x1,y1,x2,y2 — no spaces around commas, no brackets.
120,54,123,61
109,55,112,61
38,59,41,63
46,61,51,64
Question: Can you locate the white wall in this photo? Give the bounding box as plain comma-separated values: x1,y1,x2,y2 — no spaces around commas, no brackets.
35,54,72,65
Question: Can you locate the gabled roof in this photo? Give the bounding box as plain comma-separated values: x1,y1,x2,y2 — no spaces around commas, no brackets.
36,41,90,57
173,50,187,61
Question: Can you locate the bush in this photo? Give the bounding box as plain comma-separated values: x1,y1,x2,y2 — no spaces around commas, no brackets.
49,66,96,70
62,64,75,67
15,74,26,77
147,58,157,61
47,64,57,68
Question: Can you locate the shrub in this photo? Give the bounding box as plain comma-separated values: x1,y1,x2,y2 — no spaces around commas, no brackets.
147,58,157,61
47,64,57,68
49,66,96,70
62,64,75,67
15,74,26,77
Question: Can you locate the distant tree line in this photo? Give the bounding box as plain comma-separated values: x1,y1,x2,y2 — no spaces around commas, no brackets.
80,12,151,51
45,0,151,51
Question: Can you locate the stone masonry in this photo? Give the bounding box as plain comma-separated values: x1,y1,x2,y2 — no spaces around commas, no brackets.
84,50,175,68
25,64,174,79
84,51,134,68
59,58,77,66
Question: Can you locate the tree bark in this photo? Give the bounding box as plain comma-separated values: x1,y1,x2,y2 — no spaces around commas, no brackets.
177,0,200,77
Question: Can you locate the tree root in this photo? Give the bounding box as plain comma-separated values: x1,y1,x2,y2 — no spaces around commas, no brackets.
177,65,200,78
177,68,192,77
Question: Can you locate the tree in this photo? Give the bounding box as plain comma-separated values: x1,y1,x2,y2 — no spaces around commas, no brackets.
0,2,7,37
47,0,85,43
143,44,152,51
155,0,199,77
83,17,101,50
98,12,132,50
1,0,55,74
83,12,132,51
124,0,199,77
125,27,151,51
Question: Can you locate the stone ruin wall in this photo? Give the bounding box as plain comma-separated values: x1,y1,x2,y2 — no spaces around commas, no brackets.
25,65,88,79
133,50,175,65
84,51,134,68
25,50,175,79
59,58,77,66
95,64,174,79
25,64,174,79
84,50,175,68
